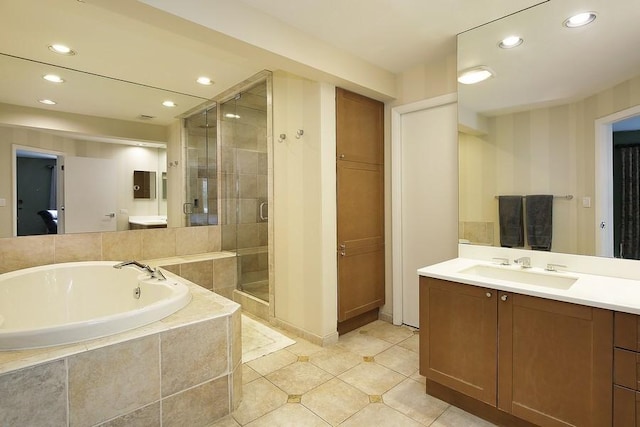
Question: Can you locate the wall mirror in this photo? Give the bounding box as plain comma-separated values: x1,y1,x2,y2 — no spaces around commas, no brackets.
458,0,640,258
0,0,267,238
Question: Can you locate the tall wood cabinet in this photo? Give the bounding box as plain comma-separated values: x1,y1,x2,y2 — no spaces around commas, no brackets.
420,277,613,426
336,88,384,333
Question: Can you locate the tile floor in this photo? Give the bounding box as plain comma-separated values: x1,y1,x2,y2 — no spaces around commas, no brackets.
212,317,496,426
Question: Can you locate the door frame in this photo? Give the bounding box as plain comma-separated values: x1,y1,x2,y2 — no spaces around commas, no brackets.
594,104,640,257
391,93,457,326
12,144,64,237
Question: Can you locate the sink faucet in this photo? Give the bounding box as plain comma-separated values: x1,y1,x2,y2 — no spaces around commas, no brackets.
514,257,531,268
545,263,567,272
492,257,510,266
113,260,166,280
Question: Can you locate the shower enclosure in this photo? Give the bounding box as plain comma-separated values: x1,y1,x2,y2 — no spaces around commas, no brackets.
184,72,271,304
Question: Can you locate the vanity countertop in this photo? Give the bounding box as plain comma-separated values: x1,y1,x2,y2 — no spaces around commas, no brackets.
418,257,640,315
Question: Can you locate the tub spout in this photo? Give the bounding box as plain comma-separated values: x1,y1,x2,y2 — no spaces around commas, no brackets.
113,260,166,280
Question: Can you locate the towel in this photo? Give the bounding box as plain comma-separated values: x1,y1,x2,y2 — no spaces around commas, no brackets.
526,195,553,251
498,196,524,247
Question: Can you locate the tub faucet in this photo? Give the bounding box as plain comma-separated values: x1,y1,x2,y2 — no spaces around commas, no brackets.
113,260,166,280
514,257,531,268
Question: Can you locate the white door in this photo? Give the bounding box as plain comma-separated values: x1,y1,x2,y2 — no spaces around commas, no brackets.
392,95,458,327
63,156,117,233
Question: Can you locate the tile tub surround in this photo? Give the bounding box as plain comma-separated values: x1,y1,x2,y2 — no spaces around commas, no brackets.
0,275,242,427
0,225,222,274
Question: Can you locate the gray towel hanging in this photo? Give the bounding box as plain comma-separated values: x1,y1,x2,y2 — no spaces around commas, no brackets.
526,195,553,251
498,196,524,247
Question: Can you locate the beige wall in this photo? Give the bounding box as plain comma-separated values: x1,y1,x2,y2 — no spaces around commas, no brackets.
272,71,338,342
460,74,640,255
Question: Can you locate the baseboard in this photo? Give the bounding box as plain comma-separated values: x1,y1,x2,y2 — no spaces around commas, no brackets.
268,317,338,347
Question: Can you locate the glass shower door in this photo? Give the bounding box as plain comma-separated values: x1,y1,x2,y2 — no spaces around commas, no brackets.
220,82,269,302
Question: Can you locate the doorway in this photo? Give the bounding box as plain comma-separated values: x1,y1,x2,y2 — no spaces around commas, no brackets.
595,105,640,257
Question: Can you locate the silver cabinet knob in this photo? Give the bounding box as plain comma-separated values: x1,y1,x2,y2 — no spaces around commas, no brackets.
339,154,345,159
339,243,346,249
500,295,508,301
485,292,492,298
340,252,346,256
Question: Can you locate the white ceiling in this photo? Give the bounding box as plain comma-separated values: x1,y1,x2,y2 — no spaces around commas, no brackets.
0,0,637,129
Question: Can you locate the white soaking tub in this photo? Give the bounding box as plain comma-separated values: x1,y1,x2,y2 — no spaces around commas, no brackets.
0,261,191,350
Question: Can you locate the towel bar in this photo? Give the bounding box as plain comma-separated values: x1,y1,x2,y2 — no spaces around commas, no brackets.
494,195,573,200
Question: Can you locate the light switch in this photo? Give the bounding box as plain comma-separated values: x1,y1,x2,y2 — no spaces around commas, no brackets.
582,197,591,208
0,198,6,207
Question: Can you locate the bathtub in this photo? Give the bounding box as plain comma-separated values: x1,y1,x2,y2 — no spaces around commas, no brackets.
0,261,191,350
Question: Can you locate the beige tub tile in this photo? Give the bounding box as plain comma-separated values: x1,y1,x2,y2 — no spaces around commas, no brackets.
162,376,229,427
214,256,237,290
209,225,222,251
231,309,242,368
98,402,160,427
245,403,330,427
180,260,214,290
302,378,369,425
54,233,102,262
68,335,160,427
0,235,54,272
384,378,449,425
102,230,143,261
161,317,228,397
0,359,67,427
176,226,210,255
231,363,242,411
231,377,287,425
141,228,176,259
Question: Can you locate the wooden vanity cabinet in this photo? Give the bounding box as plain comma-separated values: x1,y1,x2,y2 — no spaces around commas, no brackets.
420,277,613,427
614,312,640,426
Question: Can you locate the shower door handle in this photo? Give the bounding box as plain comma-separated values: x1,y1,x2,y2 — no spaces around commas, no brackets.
259,202,268,221
183,203,193,214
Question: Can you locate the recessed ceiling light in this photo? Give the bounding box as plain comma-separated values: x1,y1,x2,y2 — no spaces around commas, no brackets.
196,76,213,85
48,44,76,55
457,66,495,85
43,74,64,83
499,35,523,49
563,12,597,28
162,100,177,108
38,99,57,105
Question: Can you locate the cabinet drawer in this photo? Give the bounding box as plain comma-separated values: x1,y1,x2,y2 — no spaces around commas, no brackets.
614,385,640,427
615,312,640,351
615,348,640,390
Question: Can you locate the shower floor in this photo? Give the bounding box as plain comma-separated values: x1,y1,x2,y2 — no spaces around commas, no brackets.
241,280,269,302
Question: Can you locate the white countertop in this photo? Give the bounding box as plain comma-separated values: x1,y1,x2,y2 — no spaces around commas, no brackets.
418,257,640,315
128,215,167,226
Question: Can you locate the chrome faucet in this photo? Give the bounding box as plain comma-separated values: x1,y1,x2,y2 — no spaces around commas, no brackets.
514,257,531,268
113,260,166,280
492,257,510,266
545,263,567,272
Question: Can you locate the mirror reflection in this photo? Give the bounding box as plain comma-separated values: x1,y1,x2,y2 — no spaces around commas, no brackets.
0,53,208,237
457,0,640,258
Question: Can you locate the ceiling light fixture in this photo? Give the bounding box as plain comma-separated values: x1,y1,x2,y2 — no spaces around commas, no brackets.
563,12,597,28
162,100,177,108
48,44,76,55
224,113,241,119
43,74,64,83
499,35,523,49
38,99,57,105
457,66,495,85
196,76,213,85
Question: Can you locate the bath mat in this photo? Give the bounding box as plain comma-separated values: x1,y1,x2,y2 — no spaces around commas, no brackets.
242,314,296,363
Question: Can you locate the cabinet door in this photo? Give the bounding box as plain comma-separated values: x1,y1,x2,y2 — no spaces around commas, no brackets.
337,244,384,322
420,277,497,406
498,293,613,427
336,88,383,165
614,385,640,427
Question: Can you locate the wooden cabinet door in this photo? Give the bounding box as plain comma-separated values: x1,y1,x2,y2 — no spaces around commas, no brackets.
498,293,613,427
420,277,497,406
614,385,640,427
337,244,385,322
336,88,383,165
